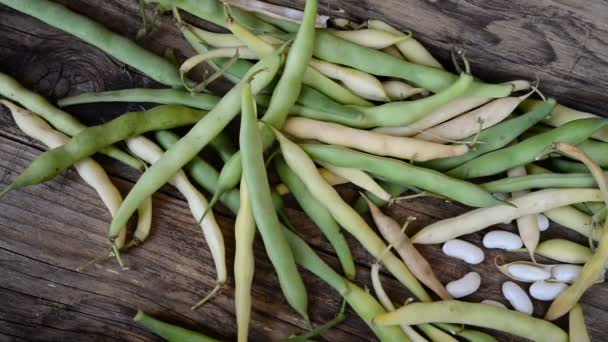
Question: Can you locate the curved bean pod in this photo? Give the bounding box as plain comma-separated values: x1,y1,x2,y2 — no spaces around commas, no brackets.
328,28,411,49
0,72,142,169
133,310,219,342
283,117,468,161
508,166,540,260
58,88,220,109
569,304,591,342
301,144,505,208
321,164,391,201
447,118,608,179
412,189,602,244
422,99,555,171
1,105,207,197
375,301,568,342
481,172,598,193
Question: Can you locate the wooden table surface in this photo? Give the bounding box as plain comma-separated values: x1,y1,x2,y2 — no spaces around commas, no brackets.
1,0,607,341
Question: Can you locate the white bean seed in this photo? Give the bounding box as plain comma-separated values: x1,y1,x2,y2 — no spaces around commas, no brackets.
507,264,551,282
446,272,481,298
536,214,550,231
529,280,567,301
502,281,533,315
551,264,582,283
442,239,485,264
482,230,523,250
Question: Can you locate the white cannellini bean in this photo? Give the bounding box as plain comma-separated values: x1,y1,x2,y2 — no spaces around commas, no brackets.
442,239,485,264
551,264,582,283
502,281,533,315
482,230,523,250
537,214,550,231
507,264,552,282
481,299,507,309
529,281,568,301
446,272,481,298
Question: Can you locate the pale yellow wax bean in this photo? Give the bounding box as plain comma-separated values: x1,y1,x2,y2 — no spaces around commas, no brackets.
533,239,594,264
543,206,599,241
132,197,153,244
227,0,329,27
320,163,391,201
412,189,602,244
234,177,255,342
375,301,568,342
508,166,540,261
569,304,591,342
373,96,490,137
283,117,469,161
328,28,411,49
274,129,431,301
415,92,532,143
275,168,347,195
125,137,226,293
3,101,130,247
309,58,390,101
367,20,443,69
382,80,425,100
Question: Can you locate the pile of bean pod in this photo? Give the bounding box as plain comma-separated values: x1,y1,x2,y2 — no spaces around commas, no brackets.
1,0,606,341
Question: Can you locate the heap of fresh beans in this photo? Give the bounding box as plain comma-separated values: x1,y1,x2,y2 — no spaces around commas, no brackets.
1,0,606,340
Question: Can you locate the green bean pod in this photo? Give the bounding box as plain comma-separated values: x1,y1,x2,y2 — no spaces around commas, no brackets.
576,139,608,167
481,173,598,193
275,157,355,279
240,82,308,321
313,31,512,98
58,88,220,109
375,301,568,342
551,159,591,173
353,182,411,214
0,72,142,169
147,0,282,34
422,98,556,171
448,118,608,179
301,144,504,208
2,105,207,195
108,49,281,240
154,130,240,214
133,310,219,342
0,0,182,87
284,230,410,342
355,72,474,128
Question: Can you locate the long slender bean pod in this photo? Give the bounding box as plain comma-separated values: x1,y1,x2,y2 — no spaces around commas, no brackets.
320,164,391,201
2,100,129,247
276,167,347,195
108,50,280,242
133,310,219,342
517,239,595,264
544,206,599,241
313,31,512,98
1,105,208,197
412,189,602,244
375,301,568,342
418,324,458,342
178,27,283,48
508,166,540,261
328,28,411,49
481,172,598,193
433,323,497,342
58,88,220,109
367,20,443,69
274,129,430,301
354,71,474,128
521,99,608,142
415,92,532,143
301,144,505,208
234,177,255,342
421,99,555,171
551,159,591,174
0,0,183,87
569,304,591,342
125,136,225,309
365,197,451,300
283,117,468,161
0,72,141,169
546,143,608,320
275,158,355,279
576,139,608,168
240,83,308,321
284,229,410,341
447,118,608,179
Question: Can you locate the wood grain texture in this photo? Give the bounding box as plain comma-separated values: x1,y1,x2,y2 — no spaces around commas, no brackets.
0,0,607,341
